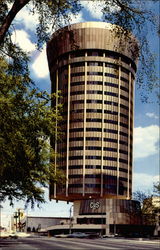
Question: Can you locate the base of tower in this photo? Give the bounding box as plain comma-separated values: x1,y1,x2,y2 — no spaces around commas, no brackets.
72,198,142,236
44,198,155,237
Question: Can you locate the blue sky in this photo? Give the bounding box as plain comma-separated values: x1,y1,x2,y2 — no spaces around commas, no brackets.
1,0,159,228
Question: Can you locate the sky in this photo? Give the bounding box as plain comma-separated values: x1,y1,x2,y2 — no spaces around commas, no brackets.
1,0,159,229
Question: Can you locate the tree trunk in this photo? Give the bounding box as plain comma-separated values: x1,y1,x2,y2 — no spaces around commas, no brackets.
0,0,30,45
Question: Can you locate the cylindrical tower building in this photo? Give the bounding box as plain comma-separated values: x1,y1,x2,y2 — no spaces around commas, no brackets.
47,22,139,202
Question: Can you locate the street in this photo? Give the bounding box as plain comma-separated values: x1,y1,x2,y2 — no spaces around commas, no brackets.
0,236,159,249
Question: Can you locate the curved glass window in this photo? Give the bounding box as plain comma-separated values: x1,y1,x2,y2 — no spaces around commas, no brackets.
69,165,83,169
71,72,85,77
105,63,119,69
119,177,128,182
86,118,102,122
71,62,85,68
104,101,118,106
119,140,128,146
85,165,101,169
69,146,83,151
70,50,86,58
87,50,103,56
70,128,83,132
120,86,129,92
104,92,118,97
85,156,101,160
120,95,129,101
71,100,84,105
119,131,128,137
120,76,129,83
86,146,101,150
120,113,128,119
69,156,83,160
104,129,118,134
120,104,129,110
85,184,100,188
104,138,117,143
70,91,84,96
103,166,116,170
86,109,102,113
119,149,128,155
120,122,128,128
87,72,103,76
104,110,118,115
105,82,118,88
69,137,83,141
87,99,102,104
105,73,118,79
87,90,102,95
70,109,83,113
121,66,129,74
71,81,84,86
103,156,117,161
119,158,128,164
119,168,128,173
87,62,103,66
104,147,117,152
86,128,102,132
69,184,83,188
86,137,101,141
70,119,84,123
87,81,102,85
104,120,118,125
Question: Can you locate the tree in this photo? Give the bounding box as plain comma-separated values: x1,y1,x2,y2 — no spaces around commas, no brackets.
0,1,80,206
0,57,64,207
133,183,160,225
153,181,160,195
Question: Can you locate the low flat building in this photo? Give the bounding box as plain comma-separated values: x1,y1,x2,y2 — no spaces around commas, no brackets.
19,216,70,233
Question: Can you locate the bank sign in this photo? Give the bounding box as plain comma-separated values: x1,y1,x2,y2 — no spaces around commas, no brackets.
79,199,106,215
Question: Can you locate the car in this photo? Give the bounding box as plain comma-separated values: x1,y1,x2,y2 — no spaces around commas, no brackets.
0,232,9,239
9,232,18,239
54,234,68,238
67,232,89,238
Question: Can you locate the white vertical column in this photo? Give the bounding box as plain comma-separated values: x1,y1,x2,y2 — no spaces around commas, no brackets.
54,69,59,198
117,60,121,196
83,54,87,196
127,69,131,199
66,64,71,197
101,53,105,197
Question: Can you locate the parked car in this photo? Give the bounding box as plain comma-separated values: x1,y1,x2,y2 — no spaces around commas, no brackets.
67,232,89,238
54,234,68,238
9,232,18,239
0,232,9,239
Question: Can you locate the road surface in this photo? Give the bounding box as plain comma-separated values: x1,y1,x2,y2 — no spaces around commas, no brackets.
0,236,159,249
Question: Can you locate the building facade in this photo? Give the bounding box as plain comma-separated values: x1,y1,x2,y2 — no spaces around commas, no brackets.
47,22,138,202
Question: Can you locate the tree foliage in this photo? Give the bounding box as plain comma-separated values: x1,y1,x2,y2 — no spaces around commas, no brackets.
0,1,80,206
0,57,64,207
133,182,160,225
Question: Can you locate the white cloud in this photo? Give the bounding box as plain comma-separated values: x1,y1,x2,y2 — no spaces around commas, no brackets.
80,0,105,19
11,29,35,52
70,12,85,24
133,173,159,193
32,46,49,78
14,4,38,31
80,0,120,20
134,125,159,159
146,112,158,119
